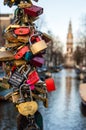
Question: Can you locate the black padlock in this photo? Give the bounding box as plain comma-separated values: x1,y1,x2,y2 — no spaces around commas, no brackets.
8,65,31,88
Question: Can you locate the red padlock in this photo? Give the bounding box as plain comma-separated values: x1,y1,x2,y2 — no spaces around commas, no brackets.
28,70,40,85
45,78,56,92
14,27,30,35
24,5,43,17
31,35,41,43
14,46,29,59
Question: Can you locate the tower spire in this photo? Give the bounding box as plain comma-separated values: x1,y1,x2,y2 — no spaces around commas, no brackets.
68,20,72,33
67,20,73,39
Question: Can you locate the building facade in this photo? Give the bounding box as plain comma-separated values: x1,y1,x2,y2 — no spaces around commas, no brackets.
0,14,13,46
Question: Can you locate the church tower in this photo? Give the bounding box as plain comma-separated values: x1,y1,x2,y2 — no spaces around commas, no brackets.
66,20,73,54
64,20,74,68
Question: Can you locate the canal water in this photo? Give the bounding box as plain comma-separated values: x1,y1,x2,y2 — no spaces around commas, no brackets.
0,69,86,130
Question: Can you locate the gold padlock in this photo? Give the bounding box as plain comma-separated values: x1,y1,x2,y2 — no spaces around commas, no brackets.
0,47,14,61
30,40,47,54
16,101,38,116
3,30,18,43
13,59,26,66
4,42,23,48
5,24,20,32
29,34,47,55
17,35,29,43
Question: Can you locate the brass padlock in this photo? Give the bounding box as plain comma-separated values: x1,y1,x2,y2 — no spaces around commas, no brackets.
4,42,23,48
16,101,38,116
13,59,26,66
29,34,47,55
5,24,20,32
3,30,18,43
0,47,14,61
16,83,38,116
17,35,29,43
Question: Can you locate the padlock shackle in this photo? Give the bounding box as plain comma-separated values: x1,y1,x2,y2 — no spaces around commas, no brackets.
19,83,33,101
18,64,31,79
29,32,42,45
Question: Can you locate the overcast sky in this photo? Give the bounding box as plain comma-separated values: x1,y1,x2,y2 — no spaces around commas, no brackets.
0,0,86,45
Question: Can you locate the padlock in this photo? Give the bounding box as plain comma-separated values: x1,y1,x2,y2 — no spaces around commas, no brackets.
8,70,25,88
45,78,56,92
13,59,27,66
26,79,35,90
8,65,31,88
14,27,30,35
30,34,41,43
3,30,18,43
30,55,45,67
4,42,23,48
24,51,33,61
17,44,26,50
0,47,14,61
14,45,29,59
16,101,38,116
16,84,38,116
17,35,29,43
5,24,20,32
24,5,43,17
29,34,47,55
28,70,40,85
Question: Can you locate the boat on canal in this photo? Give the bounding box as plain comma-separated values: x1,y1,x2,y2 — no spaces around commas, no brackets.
79,83,86,105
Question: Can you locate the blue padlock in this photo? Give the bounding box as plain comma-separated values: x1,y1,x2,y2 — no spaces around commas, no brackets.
24,51,33,61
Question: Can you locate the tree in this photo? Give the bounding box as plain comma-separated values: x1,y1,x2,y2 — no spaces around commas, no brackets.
75,14,86,66
73,46,84,65
35,16,64,67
